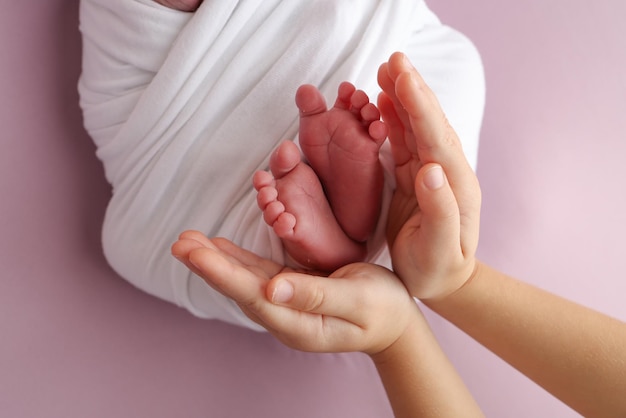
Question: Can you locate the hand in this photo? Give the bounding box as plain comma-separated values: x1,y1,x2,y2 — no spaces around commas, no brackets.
377,52,482,301
171,230,420,355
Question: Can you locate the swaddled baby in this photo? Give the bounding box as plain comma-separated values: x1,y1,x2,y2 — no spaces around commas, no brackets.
78,0,484,329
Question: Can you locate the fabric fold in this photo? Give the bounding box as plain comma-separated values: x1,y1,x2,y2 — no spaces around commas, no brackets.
79,0,485,329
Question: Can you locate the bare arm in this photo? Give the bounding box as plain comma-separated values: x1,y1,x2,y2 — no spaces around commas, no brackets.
172,231,483,417
371,309,483,418
378,52,626,417
425,262,626,417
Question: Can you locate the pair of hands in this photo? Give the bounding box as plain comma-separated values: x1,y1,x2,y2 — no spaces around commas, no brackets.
171,52,481,356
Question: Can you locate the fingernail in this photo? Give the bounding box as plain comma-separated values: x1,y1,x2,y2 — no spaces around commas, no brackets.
271,280,294,304
423,165,445,190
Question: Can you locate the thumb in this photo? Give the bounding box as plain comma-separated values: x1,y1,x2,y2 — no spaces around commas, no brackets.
414,164,461,260
266,272,363,322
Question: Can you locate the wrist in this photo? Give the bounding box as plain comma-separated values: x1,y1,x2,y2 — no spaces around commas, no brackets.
368,304,427,365
422,259,482,306
369,301,485,417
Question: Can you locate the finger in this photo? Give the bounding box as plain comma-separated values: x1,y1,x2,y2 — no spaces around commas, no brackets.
378,91,412,166
414,164,461,264
172,232,281,278
414,163,479,298
388,53,481,244
172,241,243,301
210,237,285,277
173,234,272,304
392,61,469,172
377,62,401,111
260,275,368,352
265,275,356,320
171,232,220,278
171,235,205,260
263,264,413,353
266,263,391,322
257,271,367,353
377,62,413,144
186,245,267,308
175,229,217,248
184,247,340,352
172,237,351,349
173,235,370,353
378,63,411,152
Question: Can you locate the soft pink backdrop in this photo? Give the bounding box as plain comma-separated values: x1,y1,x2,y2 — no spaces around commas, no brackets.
1,1,624,417
429,1,626,416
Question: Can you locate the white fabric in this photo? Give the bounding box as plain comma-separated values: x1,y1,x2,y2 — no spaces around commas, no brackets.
78,0,485,330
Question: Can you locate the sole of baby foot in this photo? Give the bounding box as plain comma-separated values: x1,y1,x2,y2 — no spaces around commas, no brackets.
255,141,366,271
296,83,387,242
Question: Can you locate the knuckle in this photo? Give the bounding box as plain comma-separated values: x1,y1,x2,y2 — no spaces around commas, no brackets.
301,285,326,312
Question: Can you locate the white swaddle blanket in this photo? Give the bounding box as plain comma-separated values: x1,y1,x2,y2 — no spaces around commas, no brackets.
79,0,484,330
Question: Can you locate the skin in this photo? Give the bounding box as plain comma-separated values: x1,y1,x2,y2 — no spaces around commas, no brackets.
295,82,387,242
171,231,483,418
172,55,485,416
253,140,366,271
377,52,480,301
378,52,626,417
426,262,626,417
253,82,387,271
172,52,626,416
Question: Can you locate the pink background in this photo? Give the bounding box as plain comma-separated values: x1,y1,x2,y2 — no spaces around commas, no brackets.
2,1,624,417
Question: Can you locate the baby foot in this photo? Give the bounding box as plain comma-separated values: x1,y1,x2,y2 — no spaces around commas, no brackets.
253,141,366,271
296,82,387,242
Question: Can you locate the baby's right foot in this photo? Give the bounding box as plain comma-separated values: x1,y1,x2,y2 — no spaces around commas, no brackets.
296,83,387,242
253,141,366,271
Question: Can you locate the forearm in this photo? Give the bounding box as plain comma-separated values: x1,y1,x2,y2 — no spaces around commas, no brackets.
425,261,626,417
371,306,483,418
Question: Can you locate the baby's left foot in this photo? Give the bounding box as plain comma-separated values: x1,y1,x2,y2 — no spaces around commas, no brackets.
253,141,366,271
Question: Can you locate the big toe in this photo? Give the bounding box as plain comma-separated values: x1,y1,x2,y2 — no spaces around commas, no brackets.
269,141,302,179
295,84,327,116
